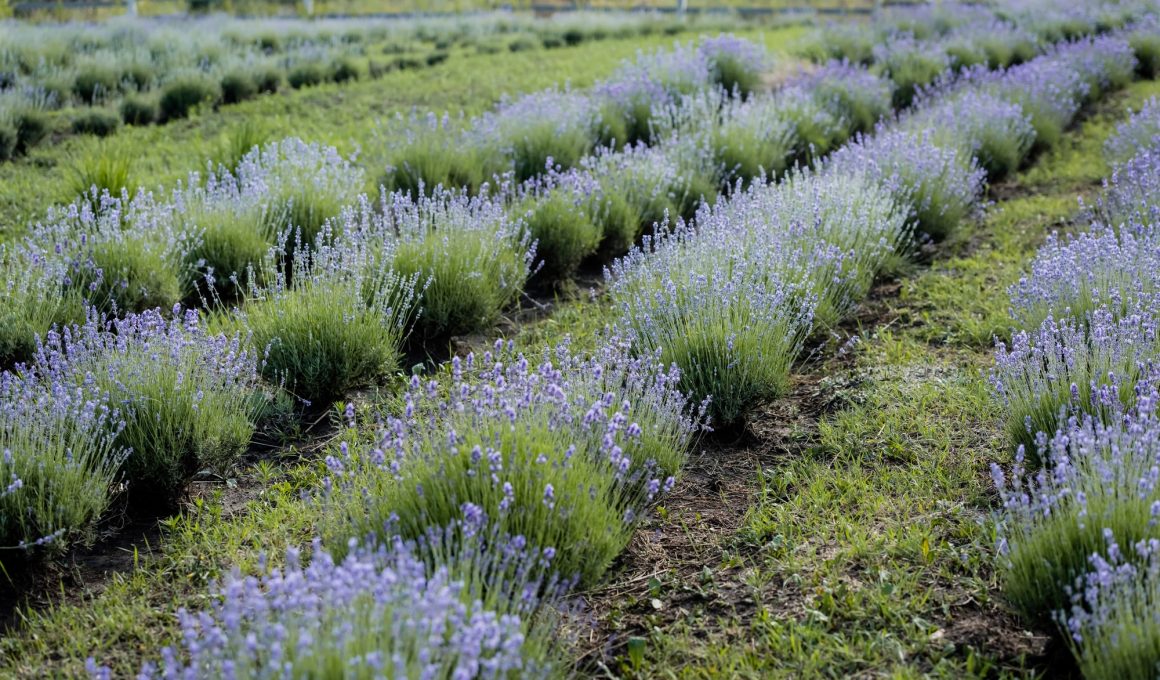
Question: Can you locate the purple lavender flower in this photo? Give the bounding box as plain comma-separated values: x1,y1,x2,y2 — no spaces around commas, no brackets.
1105,96,1160,165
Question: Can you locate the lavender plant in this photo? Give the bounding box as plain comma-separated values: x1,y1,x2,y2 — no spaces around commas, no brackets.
323,338,697,583
1096,146,1160,228
1009,223,1160,329
606,220,817,425
234,137,363,249
0,244,85,366
375,111,493,197
872,34,952,109
1049,35,1137,105
0,371,121,558
237,225,422,405
992,394,1160,619
822,128,986,241
793,61,894,136
120,534,566,679
904,89,1036,180
481,88,602,182
510,170,602,281
580,143,684,257
986,57,1088,151
1104,96,1160,165
23,306,263,502
342,188,533,338
1060,534,1160,680
697,34,769,96
990,307,1159,458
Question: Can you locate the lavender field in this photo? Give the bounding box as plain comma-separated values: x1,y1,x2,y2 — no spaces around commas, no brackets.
1,1,1160,677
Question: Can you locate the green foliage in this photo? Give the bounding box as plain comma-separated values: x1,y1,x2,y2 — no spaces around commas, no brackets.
158,75,220,122
72,66,118,105
13,108,50,155
287,62,327,89
120,94,158,126
220,71,258,105
0,120,14,161
73,236,184,315
519,189,601,281
70,109,121,137
66,145,134,202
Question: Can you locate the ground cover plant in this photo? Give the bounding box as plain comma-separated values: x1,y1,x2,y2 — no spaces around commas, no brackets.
1,3,1159,678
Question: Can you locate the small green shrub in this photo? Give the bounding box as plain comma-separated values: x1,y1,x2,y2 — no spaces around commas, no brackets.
70,109,121,137
1131,31,1160,79
120,94,158,126
71,66,117,105
120,62,155,92
0,121,15,161
255,68,283,94
159,75,220,122
425,51,449,67
73,235,184,315
331,58,360,83
508,36,538,52
66,146,133,202
220,71,258,105
287,62,327,89
518,187,601,282
13,109,50,155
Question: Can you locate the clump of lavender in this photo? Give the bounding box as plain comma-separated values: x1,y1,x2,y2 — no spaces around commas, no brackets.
233,137,363,248
1128,16,1160,79
1095,145,1160,228
822,127,986,242
579,143,684,256
323,337,697,584
238,222,422,405
1048,35,1137,105
28,189,191,316
945,19,1040,69
771,85,849,165
703,91,798,186
0,243,85,367
990,307,1159,459
508,169,602,281
342,186,533,338
479,87,602,182
796,22,877,65
175,167,282,304
1010,223,1160,329
697,33,769,96
1060,534,1160,680
792,60,894,135
871,33,951,109
985,57,1088,151
903,89,1036,180
375,111,494,197
606,219,817,425
992,393,1160,620
594,42,712,144
121,534,567,679
0,371,121,558
22,306,263,503
1105,96,1160,166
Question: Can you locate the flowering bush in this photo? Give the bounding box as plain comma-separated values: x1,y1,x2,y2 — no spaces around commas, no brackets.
793,60,894,136
23,307,264,503
823,127,985,241
118,533,568,679
904,89,1036,180
375,111,494,197
1104,96,1160,165
322,338,699,584
0,370,121,558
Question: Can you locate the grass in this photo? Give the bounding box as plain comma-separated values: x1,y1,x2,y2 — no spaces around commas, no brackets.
595,73,1160,680
0,25,806,242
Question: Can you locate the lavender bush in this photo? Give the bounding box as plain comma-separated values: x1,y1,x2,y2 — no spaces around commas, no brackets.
23,307,264,502
697,34,769,96
375,111,493,197
237,224,422,405
0,244,85,367
993,393,1160,619
872,34,951,109
1105,96,1160,165
1049,35,1136,105
0,371,121,558
481,88,602,182
120,534,567,679
823,128,986,241
342,187,534,338
510,170,602,281
322,337,698,583
606,220,817,425
986,57,1088,151
793,61,894,136
990,307,1159,458
1010,223,1160,328
1096,146,1160,228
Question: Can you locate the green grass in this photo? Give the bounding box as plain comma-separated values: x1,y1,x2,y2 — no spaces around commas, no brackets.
0,25,805,242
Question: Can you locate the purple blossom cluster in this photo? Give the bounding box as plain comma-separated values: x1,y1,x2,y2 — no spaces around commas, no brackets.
1098,146,1160,228
822,127,986,241
789,60,895,135
321,336,699,585
902,89,1036,179
21,305,263,499
1105,97,1160,164
111,534,565,679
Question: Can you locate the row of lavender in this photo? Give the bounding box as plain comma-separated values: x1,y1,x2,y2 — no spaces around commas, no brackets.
991,100,1160,678
0,4,1117,563
85,26,1157,679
